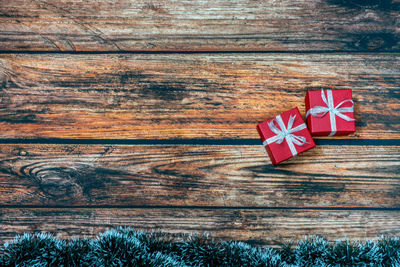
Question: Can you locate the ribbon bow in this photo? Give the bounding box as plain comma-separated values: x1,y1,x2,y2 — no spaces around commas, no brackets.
262,114,307,156
306,89,354,136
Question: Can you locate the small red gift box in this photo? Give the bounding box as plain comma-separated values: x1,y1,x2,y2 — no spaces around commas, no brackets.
305,89,355,136
257,107,316,165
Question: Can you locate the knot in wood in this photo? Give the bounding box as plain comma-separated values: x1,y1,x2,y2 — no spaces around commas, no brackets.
33,167,83,199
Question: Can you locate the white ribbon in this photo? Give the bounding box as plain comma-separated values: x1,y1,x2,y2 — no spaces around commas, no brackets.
306,89,354,136
262,114,307,156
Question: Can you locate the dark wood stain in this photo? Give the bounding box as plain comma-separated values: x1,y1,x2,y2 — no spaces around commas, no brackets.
327,0,395,10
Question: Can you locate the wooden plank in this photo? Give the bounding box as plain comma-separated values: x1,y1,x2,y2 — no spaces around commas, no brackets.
1,208,400,245
0,0,399,51
0,53,399,139
1,144,399,208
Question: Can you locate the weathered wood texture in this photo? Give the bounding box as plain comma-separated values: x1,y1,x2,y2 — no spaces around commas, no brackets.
1,0,399,246
1,144,399,207
2,208,400,245
0,0,399,51
0,53,399,139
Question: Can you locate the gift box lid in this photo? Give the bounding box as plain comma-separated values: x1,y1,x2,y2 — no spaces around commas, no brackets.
305,89,355,136
257,107,315,164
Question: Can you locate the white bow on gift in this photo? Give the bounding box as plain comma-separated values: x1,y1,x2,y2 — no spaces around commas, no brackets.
262,114,307,156
306,89,354,136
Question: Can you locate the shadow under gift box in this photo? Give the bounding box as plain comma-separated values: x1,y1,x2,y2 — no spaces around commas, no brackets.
257,107,316,165
305,89,355,136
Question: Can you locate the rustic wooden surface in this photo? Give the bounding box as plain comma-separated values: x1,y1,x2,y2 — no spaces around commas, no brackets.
0,0,399,51
0,53,398,139
2,208,400,246
0,0,399,246
0,144,399,208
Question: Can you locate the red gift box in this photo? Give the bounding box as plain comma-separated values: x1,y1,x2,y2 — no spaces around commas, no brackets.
257,107,315,165
305,89,355,136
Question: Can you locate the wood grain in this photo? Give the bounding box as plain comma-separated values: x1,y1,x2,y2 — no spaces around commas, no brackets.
2,208,400,245
0,53,399,139
1,144,399,207
0,0,399,51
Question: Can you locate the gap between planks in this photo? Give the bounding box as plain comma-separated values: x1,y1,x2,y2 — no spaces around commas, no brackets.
0,139,398,146
2,205,400,211
1,51,400,54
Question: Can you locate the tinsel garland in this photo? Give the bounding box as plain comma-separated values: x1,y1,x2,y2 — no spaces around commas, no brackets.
1,227,399,266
